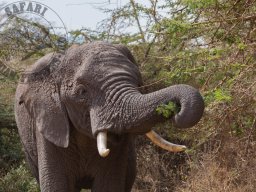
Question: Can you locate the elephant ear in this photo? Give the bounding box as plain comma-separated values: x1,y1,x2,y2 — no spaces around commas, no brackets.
18,82,70,148
114,44,137,64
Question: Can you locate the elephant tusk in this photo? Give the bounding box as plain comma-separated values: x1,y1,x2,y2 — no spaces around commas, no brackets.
146,130,187,152
97,132,110,158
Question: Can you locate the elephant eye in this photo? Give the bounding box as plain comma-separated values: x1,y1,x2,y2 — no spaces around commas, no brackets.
75,85,87,97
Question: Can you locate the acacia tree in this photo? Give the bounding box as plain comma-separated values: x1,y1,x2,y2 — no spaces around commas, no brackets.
0,15,67,76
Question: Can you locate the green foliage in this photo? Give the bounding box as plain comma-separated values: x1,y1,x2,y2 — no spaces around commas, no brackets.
156,101,180,118
0,163,39,192
213,89,232,103
237,42,246,51
204,88,232,106
0,77,16,129
182,0,217,9
0,127,23,172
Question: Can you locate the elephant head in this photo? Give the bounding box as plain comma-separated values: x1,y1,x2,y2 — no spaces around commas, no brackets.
17,42,204,157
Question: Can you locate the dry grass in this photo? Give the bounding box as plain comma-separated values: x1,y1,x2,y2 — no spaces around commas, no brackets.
133,136,188,192
177,138,256,192
132,105,256,192
133,133,256,192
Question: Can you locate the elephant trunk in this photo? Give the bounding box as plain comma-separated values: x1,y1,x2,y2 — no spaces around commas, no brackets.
127,84,204,130
92,84,204,157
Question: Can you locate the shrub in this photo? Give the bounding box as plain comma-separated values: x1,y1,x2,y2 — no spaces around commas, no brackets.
0,162,39,192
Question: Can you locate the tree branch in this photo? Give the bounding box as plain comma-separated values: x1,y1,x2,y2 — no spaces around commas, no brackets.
130,0,146,43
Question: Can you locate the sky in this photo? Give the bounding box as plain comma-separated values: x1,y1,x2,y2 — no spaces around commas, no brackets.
1,0,127,31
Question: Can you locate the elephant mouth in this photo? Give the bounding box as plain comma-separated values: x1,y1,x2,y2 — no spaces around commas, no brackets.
96,130,187,158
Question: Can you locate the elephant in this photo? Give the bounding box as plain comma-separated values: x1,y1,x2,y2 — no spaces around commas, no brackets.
15,41,204,192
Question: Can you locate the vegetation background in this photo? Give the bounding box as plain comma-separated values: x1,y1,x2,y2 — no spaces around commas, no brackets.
0,0,255,191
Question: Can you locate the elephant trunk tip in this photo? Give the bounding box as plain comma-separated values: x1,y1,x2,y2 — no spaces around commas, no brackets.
172,88,205,128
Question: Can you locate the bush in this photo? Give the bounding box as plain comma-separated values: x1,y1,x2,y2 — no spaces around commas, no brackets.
0,162,39,192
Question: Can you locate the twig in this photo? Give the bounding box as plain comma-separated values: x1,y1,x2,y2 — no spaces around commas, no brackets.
192,14,256,26
130,0,146,43
137,77,167,90
244,117,256,157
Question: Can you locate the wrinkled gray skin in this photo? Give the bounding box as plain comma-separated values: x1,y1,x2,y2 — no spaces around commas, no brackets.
15,42,204,192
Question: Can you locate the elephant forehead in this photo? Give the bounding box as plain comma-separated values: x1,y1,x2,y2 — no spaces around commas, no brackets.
77,53,138,79
69,42,142,85
75,65,137,86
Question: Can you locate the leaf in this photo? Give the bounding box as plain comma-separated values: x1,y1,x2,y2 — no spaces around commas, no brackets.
214,89,232,103
156,101,180,119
